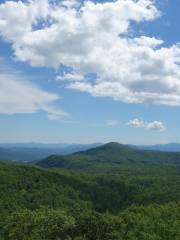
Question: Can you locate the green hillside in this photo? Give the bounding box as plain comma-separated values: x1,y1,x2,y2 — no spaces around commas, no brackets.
37,142,180,170
0,143,180,239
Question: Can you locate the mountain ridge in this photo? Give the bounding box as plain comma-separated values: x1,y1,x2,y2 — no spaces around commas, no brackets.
36,142,180,170
2,142,180,163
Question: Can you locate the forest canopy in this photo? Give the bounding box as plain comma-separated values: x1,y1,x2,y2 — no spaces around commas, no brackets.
0,143,180,239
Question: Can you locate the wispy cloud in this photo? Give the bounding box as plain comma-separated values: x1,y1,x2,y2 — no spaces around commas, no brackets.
0,63,68,120
105,120,119,127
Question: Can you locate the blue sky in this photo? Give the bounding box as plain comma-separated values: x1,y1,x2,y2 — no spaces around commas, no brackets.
0,0,180,144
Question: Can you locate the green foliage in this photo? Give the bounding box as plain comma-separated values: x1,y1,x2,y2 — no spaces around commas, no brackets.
2,203,180,240
0,143,180,239
2,208,75,240
118,203,180,240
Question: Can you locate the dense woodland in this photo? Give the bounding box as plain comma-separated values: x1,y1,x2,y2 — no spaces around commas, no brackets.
0,143,180,239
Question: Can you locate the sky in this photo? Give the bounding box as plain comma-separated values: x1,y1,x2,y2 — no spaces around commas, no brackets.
0,0,180,144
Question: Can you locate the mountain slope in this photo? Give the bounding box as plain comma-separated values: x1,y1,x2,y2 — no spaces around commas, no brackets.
1,160,180,216
37,142,180,170
1,156,180,239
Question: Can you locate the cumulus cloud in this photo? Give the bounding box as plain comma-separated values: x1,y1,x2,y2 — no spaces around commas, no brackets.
127,118,146,128
146,121,165,130
127,118,165,131
0,0,180,106
0,65,68,119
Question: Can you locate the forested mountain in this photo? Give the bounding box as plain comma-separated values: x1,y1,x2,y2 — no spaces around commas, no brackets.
0,142,180,239
37,142,180,170
1,142,180,163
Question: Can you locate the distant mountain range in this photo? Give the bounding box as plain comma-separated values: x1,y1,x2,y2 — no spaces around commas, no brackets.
134,143,180,152
0,143,102,162
0,142,102,149
1,142,180,162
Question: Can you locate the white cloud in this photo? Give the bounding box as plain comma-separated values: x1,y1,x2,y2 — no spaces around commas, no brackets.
0,65,68,119
105,120,119,126
56,72,84,82
127,118,165,131
146,121,165,131
0,1,180,106
127,118,146,128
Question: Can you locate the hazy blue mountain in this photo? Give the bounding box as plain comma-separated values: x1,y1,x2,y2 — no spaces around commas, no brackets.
0,143,71,148
0,143,102,162
134,143,180,152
